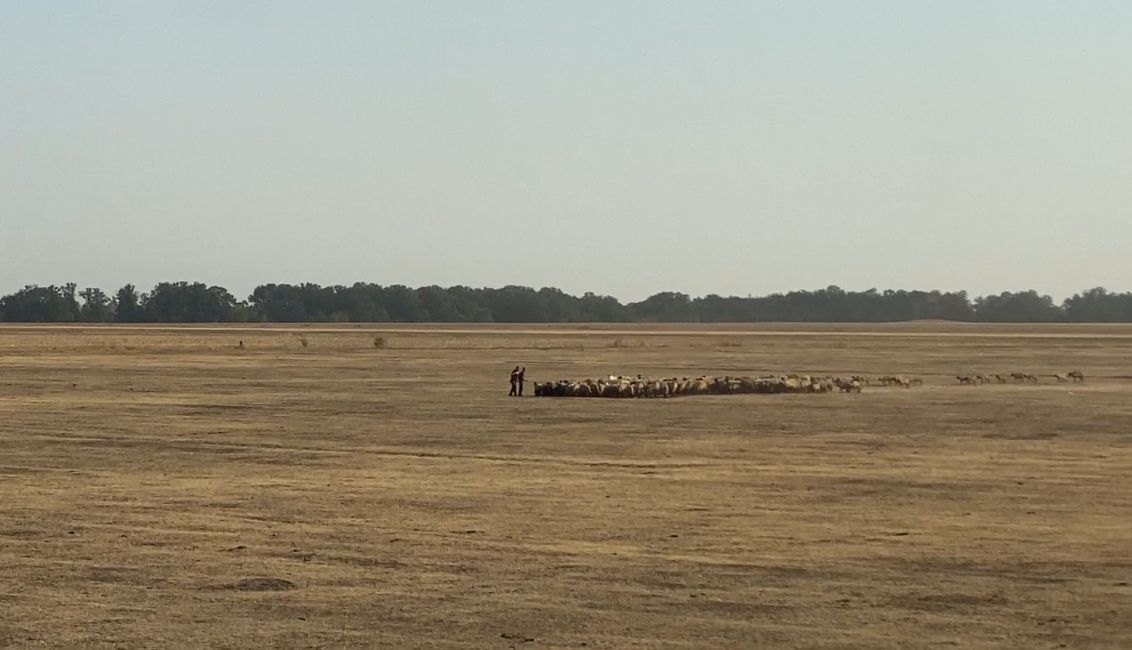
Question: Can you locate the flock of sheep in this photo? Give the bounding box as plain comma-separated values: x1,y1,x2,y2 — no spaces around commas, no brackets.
956,371,1085,385
532,370,1087,398
532,373,922,398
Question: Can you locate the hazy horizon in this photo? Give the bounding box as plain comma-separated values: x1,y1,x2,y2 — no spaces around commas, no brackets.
0,279,1116,307
3,2,1130,303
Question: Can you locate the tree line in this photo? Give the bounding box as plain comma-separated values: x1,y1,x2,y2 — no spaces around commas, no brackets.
1,282,1131,323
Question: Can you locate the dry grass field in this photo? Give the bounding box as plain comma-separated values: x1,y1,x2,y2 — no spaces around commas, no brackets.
1,323,1131,649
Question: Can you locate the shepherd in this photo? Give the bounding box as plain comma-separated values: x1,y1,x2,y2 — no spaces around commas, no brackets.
517,367,526,396
509,366,520,396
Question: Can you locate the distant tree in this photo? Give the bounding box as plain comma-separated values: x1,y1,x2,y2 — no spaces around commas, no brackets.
114,285,143,322
629,292,697,322
249,284,311,322
443,285,493,321
935,290,975,321
481,286,550,322
341,283,389,322
417,285,467,322
535,287,583,322
380,284,428,322
79,287,115,322
0,285,80,322
14,280,1132,323
973,291,1062,322
578,291,629,322
142,282,239,322
1062,287,1132,322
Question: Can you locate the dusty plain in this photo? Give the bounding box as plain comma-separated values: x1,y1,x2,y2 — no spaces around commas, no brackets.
1,323,1130,649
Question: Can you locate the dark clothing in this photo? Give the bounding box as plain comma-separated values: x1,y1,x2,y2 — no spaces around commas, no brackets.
517,369,526,396
509,368,520,396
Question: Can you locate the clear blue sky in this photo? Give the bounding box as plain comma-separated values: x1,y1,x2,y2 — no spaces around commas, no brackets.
2,1,1129,301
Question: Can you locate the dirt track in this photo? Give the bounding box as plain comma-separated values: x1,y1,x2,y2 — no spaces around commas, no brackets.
1,324,1130,648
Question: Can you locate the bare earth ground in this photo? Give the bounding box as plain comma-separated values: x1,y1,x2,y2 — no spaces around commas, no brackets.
1,323,1130,649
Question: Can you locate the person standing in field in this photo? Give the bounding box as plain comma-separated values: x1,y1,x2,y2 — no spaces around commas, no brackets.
509,366,520,396
517,367,526,396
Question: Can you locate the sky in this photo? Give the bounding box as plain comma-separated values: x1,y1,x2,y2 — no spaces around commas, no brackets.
2,1,1130,302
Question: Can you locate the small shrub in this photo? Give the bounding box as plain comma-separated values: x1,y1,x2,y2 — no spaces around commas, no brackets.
299,335,309,348
373,336,386,349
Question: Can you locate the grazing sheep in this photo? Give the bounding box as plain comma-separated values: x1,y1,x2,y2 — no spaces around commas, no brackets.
529,370,887,399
